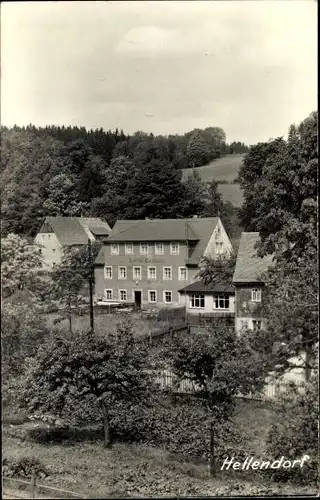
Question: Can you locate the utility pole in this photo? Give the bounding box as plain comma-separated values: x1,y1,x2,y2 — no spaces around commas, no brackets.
88,238,94,334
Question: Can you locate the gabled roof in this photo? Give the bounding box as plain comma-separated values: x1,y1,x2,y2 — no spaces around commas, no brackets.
232,232,274,284
102,217,220,267
43,217,110,246
108,219,202,242
179,280,235,294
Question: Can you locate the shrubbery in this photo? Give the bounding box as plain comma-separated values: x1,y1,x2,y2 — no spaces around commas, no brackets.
2,456,49,479
266,374,318,484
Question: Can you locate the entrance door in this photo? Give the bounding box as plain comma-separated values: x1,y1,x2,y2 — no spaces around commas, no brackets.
134,291,142,309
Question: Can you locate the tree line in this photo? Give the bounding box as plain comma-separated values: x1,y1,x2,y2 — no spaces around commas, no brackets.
1,124,243,236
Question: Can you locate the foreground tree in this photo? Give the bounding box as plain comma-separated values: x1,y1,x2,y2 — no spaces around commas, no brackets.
198,251,237,287
238,111,317,259
249,253,318,383
266,372,318,484
50,242,101,332
20,323,156,448
164,327,266,476
1,233,48,300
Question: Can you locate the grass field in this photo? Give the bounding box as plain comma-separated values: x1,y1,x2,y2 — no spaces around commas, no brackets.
182,154,244,207
2,399,316,498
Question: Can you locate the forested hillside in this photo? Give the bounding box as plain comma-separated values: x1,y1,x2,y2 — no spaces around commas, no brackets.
1,125,247,237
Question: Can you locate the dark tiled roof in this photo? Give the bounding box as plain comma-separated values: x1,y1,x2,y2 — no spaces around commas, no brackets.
44,217,110,246
232,232,274,283
106,217,219,266
178,280,235,294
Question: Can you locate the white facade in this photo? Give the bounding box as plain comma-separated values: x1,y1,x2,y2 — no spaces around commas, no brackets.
179,292,235,314
34,232,63,269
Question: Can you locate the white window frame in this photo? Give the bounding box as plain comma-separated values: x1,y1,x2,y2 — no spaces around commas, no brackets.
148,266,157,280
170,242,180,255
104,266,112,279
163,290,172,304
155,242,164,255
140,242,148,255
213,294,230,310
125,242,133,255
118,266,127,280
252,319,262,331
163,266,172,280
251,288,262,302
119,289,127,302
178,266,188,281
111,243,119,255
133,266,142,280
148,290,157,303
104,289,113,301
190,293,205,309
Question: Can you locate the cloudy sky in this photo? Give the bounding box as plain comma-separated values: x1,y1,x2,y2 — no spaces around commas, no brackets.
1,1,317,144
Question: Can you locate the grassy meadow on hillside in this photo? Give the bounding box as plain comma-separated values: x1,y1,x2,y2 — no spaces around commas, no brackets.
182,154,244,207
182,154,244,183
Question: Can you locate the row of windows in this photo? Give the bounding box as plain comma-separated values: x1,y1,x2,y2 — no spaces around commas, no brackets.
189,293,230,310
104,265,187,281
110,242,180,256
104,289,173,304
110,241,225,256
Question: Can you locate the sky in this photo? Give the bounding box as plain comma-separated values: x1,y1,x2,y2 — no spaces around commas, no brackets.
1,1,317,144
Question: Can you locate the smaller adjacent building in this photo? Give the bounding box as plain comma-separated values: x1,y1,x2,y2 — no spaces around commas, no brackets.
232,232,273,334
34,216,111,269
178,280,235,316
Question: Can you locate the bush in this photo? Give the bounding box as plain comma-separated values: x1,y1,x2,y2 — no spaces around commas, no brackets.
266,375,318,484
110,398,247,463
2,456,49,479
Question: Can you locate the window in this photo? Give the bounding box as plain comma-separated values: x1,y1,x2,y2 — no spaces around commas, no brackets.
140,242,148,255
111,243,119,255
155,242,164,255
214,294,230,310
252,319,262,331
52,249,56,253
215,242,224,254
179,267,187,280
104,289,113,301
163,291,172,304
104,266,112,279
163,267,172,280
48,234,51,239
118,266,127,279
133,266,141,280
190,294,205,308
170,242,179,255
148,290,157,303
125,243,133,255
251,288,262,302
119,290,127,301
148,266,156,279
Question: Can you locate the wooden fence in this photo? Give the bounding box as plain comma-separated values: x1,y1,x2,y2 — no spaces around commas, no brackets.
2,475,84,499
152,369,305,401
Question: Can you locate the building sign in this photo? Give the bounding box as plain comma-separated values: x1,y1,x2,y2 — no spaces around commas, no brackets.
128,257,165,264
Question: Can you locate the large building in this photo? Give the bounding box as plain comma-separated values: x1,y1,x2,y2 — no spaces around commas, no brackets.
34,216,111,269
94,217,233,308
232,232,273,334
